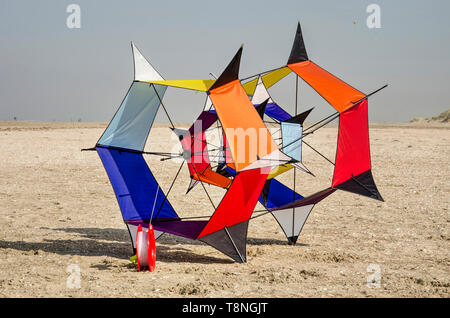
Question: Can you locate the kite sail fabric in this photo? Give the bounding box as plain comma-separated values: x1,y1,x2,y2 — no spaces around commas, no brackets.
97,82,166,151
249,75,313,177
97,147,178,221
252,77,291,122
132,42,164,82
332,100,383,201
267,164,294,180
280,108,314,175
271,187,336,211
260,67,292,88
97,147,174,248
173,112,232,190
288,61,365,113
143,78,259,95
259,178,303,209
259,178,335,244
208,46,293,172
113,44,292,262
222,129,236,171
199,166,271,262
286,21,382,201
209,80,280,171
95,43,175,251
141,79,215,92
286,22,365,113
222,166,325,244
281,122,302,161
199,166,271,238
88,22,385,264
265,186,336,244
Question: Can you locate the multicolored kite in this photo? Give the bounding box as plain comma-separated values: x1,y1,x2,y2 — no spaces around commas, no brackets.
84,22,386,267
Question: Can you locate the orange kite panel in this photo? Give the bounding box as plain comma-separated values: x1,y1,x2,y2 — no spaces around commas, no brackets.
192,166,231,189
209,80,278,171
288,61,365,113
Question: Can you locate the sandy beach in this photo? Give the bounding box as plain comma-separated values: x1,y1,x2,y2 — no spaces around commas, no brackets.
0,121,448,297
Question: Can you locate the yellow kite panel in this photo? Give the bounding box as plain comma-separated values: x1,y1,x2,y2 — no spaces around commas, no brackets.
261,67,292,88
142,80,215,91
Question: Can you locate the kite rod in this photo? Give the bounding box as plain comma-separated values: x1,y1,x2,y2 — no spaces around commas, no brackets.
189,147,220,156
81,146,180,159
352,84,388,105
250,209,273,220
256,157,297,163
200,151,223,174
302,113,340,137
302,140,335,166
143,151,182,157
239,65,287,83
271,128,281,135
224,226,245,263
263,120,280,125
280,134,303,152
150,215,212,222
303,84,388,136
81,147,96,151
190,160,217,210
149,185,160,222
350,174,380,198
282,110,337,151
303,111,339,133
151,84,175,129
193,134,221,150
159,155,183,161
293,74,299,238
153,160,185,219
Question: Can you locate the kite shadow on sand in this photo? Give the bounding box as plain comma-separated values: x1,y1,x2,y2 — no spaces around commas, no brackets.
0,227,302,265
0,227,238,265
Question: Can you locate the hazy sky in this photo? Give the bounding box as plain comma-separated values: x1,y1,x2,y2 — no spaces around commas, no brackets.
0,0,449,123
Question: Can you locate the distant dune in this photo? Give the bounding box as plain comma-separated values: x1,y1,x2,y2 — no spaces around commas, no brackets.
411,109,450,123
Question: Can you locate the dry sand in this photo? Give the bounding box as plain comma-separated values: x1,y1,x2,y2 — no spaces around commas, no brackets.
0,121,448,298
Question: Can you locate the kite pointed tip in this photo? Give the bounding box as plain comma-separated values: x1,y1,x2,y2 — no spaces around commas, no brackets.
305,168,315,177
373,191,384,202
131,42,164,81
283,107,314,125
208,45,243,91
287,236,298,245
287,21,309,65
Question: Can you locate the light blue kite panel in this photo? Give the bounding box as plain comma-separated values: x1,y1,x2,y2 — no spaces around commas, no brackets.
281,122,303,162
97,82,167,151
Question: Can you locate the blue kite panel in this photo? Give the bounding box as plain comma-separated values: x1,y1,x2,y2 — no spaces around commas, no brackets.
97,147,178,221
224,166,303,210
98,82,167,152
264,103,291,122
209,102,291,122
260,178,304,210
224,166,236,177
